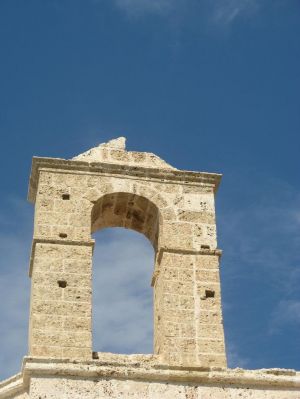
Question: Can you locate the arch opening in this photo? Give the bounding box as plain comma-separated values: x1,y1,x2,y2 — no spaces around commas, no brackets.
91,192,161,250
92,228,154,354
91,192,161,355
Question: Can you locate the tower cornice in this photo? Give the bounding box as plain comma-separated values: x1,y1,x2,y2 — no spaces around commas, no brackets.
28,156,222,203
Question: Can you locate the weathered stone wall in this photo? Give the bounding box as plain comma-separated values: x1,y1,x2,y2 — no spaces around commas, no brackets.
29,241,93,359
29,376,300,399
28,139,226,368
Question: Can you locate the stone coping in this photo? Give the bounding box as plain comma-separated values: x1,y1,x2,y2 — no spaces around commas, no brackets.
1,354,299,398
28,157,222,202
0,373,24,399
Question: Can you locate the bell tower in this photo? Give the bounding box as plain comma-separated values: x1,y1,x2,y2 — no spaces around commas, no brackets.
27,137,226,368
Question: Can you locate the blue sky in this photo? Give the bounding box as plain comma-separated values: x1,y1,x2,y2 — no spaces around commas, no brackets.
0,0,299,380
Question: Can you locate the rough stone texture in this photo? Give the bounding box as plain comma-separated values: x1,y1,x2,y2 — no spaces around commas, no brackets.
0,137,299,398
72,137,176,170
0,356,299,399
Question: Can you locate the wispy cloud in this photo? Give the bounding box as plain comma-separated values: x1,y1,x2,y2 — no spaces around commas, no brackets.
211,0,260,25
113,0,174,17
107,0,262,25
93,228,154,354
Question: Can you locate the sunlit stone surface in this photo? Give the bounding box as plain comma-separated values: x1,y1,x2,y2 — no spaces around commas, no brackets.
0,138,299,398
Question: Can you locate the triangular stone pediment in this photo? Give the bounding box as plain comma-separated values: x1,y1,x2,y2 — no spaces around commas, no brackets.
72,137,176,170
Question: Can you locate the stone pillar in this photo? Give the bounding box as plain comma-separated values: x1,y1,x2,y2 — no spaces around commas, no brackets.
28,170,94,358
152,186,226,367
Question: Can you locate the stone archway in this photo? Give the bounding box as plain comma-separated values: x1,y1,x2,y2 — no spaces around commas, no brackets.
91,192,161,251
91,192,161,355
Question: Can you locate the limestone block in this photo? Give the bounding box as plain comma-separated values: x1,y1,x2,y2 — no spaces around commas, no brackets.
164,309,194,323
177,210,215,224
30,345,63,357
153,182,182,194
34,224,52,237
31,285,63,301
32,330,91,347
63,316,91,331
149,382,188,399
32,271,91,288
33,257,64,273
197,338,225,353
62,347,92,358
177,269,193,281
159,252,194,270
52,173,87,188
63,259,92,274
196,353,226,367
180,321,196,337
31,314,63,331
163,280,194,296
31,300,91,317
197,311,222,325
194,255,219,269
161,222,193,250
183,193,215,212
197,323,225,339
162,267,178,280
35,211,70,226
63,287,92,302
35,197,54,212
51,225,90,240
183,184,214,193
195,269,220,283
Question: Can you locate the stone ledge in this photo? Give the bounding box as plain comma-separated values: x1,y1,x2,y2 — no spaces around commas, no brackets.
0,373,24,399
1,355,299,398
19,355,300,389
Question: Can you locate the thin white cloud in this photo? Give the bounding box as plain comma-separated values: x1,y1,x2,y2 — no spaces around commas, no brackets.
93,228,154,353
107,0,262,25
113,0,174,17
212,0,260,25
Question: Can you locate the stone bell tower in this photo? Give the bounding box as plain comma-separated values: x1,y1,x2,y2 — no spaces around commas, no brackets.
1,137,300,399
27,137,226,367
